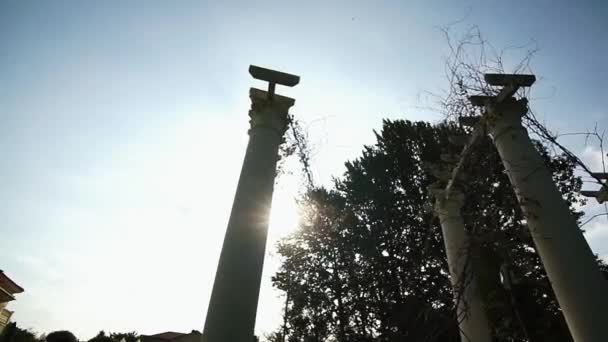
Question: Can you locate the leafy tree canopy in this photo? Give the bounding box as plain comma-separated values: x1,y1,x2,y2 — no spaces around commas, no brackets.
46,331,77,342
88,332,112,342
271,119,590,342
0,323,40,342
108,332,138,342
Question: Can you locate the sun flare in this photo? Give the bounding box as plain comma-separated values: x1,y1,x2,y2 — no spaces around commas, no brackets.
269,184,301,238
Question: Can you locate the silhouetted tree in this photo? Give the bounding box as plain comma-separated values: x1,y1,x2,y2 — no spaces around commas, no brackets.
88,332,112,342
46,331,77,342
108,332,138,342
0,323,40,342
272,120,588,341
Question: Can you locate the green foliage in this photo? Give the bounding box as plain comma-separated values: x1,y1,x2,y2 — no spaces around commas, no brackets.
272,120,586,342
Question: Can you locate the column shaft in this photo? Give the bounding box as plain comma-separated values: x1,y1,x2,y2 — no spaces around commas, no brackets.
203,89,293,342
486,98,608,342
435,193,492,342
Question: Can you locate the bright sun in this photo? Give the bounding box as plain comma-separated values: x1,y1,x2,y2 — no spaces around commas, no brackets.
269,183,301,238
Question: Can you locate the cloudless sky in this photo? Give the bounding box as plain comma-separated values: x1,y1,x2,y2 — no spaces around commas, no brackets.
1,0,607,339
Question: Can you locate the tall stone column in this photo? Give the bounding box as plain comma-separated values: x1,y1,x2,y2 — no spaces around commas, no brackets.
203,88,294,342
485,98,608,342
434,190,492,342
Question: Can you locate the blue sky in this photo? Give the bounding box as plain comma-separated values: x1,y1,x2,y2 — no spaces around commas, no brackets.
1,0,606,339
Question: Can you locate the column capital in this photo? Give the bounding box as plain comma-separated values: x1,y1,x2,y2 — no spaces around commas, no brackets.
249,88,295,136
485,97,529,140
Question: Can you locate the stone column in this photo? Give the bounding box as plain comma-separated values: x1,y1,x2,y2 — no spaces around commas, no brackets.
434,190,492,342
485,98,608,342
203,88,294,342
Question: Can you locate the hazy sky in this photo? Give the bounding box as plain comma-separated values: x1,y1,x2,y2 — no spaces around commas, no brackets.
1,0,607,339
